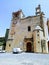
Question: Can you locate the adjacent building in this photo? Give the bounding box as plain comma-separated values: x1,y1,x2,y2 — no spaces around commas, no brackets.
0,29,9,50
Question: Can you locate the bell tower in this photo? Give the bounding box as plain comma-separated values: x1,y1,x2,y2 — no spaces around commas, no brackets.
36,5,41,15
36,5,45,36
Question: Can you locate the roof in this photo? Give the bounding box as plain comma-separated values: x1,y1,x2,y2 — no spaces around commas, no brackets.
21,15,40,20
34,26,43,31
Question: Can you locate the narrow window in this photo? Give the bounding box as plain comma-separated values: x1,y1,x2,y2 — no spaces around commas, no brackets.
38,41,40,43
28,26,31,31
9,44,11,47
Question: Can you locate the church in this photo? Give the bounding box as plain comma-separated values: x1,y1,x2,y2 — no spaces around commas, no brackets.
6,5,48,53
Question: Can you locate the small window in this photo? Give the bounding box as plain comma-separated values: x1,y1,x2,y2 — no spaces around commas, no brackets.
37,34,39,36
9,44,11,47
37,30,39,33
28,26,31,31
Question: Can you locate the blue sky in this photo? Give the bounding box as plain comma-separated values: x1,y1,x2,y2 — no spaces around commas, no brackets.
0,0,49,37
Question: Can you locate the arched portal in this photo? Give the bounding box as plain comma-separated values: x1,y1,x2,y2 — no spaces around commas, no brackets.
26,42,32,52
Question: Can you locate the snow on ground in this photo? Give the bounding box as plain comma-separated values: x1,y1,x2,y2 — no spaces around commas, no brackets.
0,52,49,65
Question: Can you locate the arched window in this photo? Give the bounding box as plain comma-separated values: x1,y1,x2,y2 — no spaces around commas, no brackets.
28,26,31,31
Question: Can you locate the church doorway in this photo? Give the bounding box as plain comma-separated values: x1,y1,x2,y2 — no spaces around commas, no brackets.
26,42,32,52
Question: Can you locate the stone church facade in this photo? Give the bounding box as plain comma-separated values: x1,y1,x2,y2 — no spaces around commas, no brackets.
6,5,48,53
